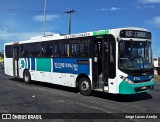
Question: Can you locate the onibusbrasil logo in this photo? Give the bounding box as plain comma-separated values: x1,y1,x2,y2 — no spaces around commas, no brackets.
20,59,26,69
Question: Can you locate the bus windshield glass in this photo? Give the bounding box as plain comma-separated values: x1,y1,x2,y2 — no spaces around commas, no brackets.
119,40,153,70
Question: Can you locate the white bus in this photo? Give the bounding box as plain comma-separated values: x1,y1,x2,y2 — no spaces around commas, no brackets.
4,27,155,95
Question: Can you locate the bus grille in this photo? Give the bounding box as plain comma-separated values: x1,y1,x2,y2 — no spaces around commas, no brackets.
135,85,154,92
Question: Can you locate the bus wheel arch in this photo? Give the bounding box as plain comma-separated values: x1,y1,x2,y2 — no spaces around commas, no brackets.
76,73,92,96
23,69,31,84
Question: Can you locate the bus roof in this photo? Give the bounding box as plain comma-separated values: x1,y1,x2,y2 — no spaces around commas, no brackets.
4,27,150,45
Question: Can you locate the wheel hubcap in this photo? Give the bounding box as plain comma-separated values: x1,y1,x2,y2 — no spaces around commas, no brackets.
81,81,89,91
25,74,29,81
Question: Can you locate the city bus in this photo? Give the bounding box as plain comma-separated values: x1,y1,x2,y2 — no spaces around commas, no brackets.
4,27,155,95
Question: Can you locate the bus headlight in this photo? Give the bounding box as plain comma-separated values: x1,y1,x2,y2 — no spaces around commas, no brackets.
119,75,134,84
151,78,155,82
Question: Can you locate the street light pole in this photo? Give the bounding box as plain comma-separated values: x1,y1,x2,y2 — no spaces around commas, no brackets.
43,0,47,36
65,9,75,34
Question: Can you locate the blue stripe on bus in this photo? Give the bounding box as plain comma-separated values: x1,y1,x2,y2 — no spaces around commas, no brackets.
28,58,30,70
31,58,35,70
25,58,27,69
53,58,90,75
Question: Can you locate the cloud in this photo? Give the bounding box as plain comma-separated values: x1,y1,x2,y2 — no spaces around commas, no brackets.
33,14,60,21
148,16,160,27
135,5,155,8
96,7,120,11
139,0,160,4
0,30,43,42
0,30,55,50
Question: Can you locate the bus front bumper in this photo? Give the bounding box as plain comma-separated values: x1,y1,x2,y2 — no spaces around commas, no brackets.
119,80,155,94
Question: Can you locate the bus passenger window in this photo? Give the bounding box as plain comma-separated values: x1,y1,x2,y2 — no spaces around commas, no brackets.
71,43,80,57
20,45,24,58
70,39,90,58
30,44,36,57
54,40,68,57
54,42,59,57
5,45,13,58
41,42,49,57
23,44,30,57
80,42,89,57
36,43,42,57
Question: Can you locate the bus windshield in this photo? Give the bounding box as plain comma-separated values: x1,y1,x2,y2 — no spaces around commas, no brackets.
119,40,153,70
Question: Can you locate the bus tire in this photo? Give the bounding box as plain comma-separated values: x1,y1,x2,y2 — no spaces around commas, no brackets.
23,70,31,84
79,78,92,96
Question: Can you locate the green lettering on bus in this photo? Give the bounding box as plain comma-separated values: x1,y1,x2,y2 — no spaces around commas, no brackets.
93,30,109,36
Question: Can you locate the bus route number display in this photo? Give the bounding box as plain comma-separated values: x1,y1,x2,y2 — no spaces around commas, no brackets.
120,30,151,39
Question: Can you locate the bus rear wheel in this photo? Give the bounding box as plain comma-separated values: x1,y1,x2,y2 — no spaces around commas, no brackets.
79,78,92,96
23,70,31,84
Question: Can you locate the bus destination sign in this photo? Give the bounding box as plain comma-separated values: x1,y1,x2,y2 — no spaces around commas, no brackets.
120,30,151,39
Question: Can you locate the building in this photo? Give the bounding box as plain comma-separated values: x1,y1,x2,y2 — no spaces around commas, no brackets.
153,57,160,75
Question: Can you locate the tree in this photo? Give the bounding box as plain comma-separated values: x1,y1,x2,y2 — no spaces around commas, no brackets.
0,53,4,58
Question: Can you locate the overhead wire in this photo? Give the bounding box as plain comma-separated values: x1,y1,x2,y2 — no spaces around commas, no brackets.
75,13,107,30
0,8,63,14
0,8,107,31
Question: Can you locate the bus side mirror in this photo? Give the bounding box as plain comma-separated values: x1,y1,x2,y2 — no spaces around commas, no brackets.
94,57,97,62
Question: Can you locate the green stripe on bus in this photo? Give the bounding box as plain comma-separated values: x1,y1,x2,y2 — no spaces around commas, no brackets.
36,58,51,72
93,30,109,36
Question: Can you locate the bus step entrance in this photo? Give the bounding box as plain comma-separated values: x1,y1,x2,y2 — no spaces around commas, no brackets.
94,88,103,92
94,87,108,93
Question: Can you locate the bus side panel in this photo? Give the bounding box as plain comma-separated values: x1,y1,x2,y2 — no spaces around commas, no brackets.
32,71,52,83
4,58,14,76
53,58,90,87
108,78,118,94
34,58,52,83
19,57,90,88
61,73,76,87
51,72,62,85
53,58,90,75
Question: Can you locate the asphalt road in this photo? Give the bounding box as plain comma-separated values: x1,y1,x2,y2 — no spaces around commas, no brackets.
0,69,160,122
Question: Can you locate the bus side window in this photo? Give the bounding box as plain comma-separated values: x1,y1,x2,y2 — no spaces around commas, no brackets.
54,40,68,57
30,43,36,57
60,41,68,57
5,45,13,58
20,45,24,58
80,40,89,57
41,42,53,57
24,44,30,57
47,42,53,57
71,43,80,57
42,42,47,57
54,42,59,57
36,43,42,57
70,39,90,58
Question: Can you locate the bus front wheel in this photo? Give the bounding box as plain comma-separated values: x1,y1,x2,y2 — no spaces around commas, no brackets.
79,78,92,96
23,70,31,84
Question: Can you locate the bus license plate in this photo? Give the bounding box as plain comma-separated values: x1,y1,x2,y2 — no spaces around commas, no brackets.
141,86,147,90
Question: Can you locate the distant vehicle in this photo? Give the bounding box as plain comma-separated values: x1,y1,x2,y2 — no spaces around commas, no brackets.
157,68,160,75
4,27,155,95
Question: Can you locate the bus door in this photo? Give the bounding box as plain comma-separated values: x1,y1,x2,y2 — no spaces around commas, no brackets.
92,36,108,89
13,45,19,77
102,38,109,87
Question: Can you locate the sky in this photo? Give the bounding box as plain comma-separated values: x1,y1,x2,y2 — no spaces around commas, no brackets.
0,0,160,57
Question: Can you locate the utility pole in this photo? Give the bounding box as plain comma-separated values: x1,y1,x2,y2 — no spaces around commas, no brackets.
43,0,47,36
65,9,76,34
